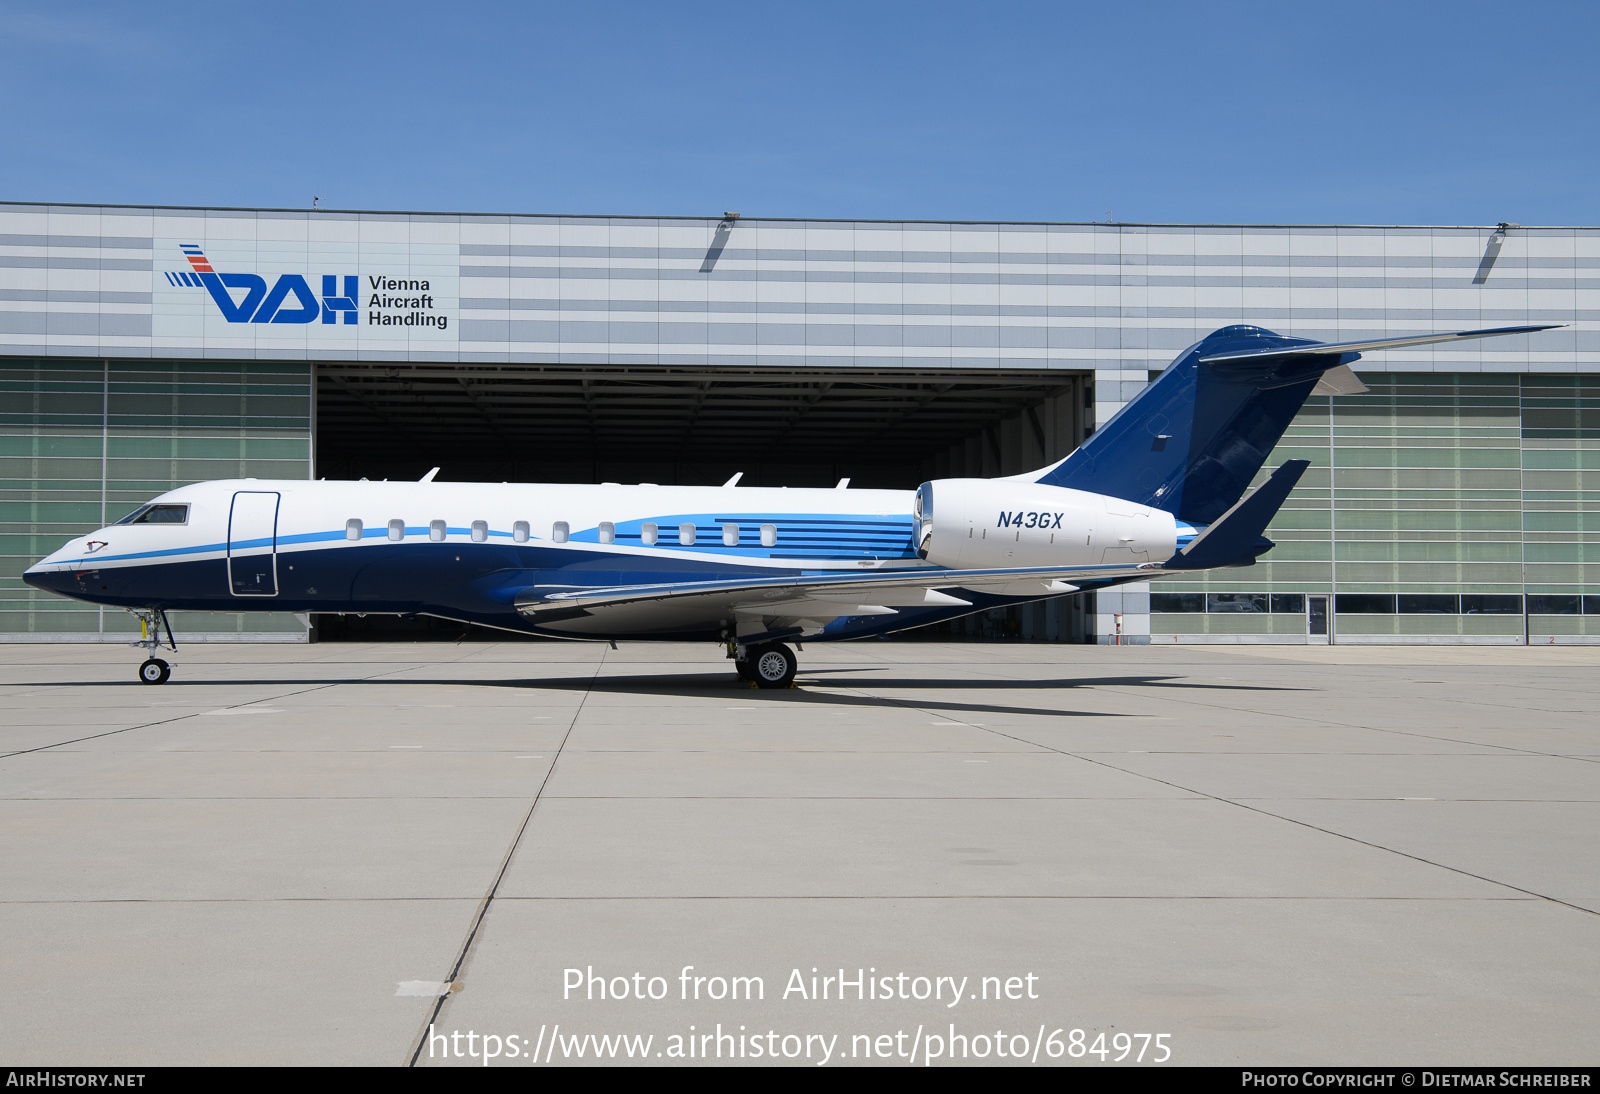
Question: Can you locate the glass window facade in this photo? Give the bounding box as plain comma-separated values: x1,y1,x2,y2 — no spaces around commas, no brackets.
1151,375,1600,642
0,358,312,639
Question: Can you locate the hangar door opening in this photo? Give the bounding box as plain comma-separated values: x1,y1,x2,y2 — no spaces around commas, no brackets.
313,363,1094,641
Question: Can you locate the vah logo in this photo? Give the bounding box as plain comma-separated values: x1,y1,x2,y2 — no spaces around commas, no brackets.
163,246,451,331
165,245,358,324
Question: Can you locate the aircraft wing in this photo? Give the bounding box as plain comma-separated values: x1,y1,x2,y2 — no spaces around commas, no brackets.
513,561,1153,638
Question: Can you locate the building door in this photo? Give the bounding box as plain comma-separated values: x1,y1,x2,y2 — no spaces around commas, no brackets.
1307,595,1328,644
228,491,280,596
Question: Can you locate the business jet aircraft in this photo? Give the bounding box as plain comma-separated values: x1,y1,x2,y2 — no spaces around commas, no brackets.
26,323,1555,687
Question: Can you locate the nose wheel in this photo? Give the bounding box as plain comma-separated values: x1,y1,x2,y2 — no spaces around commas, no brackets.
129,607,177,684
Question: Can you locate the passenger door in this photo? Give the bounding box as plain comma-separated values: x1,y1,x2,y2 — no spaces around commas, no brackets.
228,491,280,596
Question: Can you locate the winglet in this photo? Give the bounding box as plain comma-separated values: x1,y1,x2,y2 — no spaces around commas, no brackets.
1165,459,1310,570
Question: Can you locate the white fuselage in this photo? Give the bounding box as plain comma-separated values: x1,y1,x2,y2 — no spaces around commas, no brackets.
25,477,1179,642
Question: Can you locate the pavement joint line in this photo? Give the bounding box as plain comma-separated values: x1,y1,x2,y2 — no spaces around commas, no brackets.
450,893,1567,904
1,795,556,801
0,894,1553,905
1069,753,1600,921
404,644,608,1068
483,794,1209,800
821,680,1600,921
0,685,339,761
3,794,1594,802
0,660,447,761
1047,674,1600,765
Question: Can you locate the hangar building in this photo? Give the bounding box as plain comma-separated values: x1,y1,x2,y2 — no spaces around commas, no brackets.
1,202,1595,644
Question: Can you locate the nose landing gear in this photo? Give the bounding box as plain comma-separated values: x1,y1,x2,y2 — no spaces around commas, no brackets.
130,608,176,685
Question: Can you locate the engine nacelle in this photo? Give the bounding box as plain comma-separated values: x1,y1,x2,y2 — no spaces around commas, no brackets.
914,479,1177,569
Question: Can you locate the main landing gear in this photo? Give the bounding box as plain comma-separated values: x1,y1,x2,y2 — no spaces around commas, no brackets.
130,607,176,685
730,640,798,689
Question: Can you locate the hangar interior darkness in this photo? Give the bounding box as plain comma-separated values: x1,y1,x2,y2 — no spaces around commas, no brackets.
311,364,1097,641
314,364,1092,489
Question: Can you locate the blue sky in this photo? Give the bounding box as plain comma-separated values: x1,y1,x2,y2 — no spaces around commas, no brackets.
1,0,1594,224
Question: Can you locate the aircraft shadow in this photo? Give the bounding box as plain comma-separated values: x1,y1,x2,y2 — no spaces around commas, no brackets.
10,671,1300,721
810,674,1301,693
494,673,1133,719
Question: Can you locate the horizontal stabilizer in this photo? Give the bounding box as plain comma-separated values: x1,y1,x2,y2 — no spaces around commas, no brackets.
1198,324,1561,364
1167,459,1309,570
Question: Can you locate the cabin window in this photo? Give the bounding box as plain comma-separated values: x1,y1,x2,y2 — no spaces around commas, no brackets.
678,522,696,546
345,519,363,541
512,521,530,543
722,523,739,546
429,520,446,542
552,521,569,544
641,522,658,545
470,521,488,542
760,524,777,547
599,521,615,544
118,503,189,526
387,520,404,541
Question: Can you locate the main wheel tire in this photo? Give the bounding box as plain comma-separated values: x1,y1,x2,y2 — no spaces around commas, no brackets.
750,643,797,689
735,657,757,682
138,658,170,685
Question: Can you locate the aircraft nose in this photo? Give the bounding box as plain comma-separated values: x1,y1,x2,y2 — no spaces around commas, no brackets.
24,540,94,593
22,562,70,594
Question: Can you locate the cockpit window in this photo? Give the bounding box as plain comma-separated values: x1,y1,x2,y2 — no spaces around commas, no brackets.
115,504,189,525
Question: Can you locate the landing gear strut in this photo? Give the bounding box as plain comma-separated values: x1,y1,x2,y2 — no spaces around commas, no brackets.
130,607,176,685
730,641,797,689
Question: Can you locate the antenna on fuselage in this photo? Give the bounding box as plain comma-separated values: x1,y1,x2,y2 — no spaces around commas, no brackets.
835,478,851,489
722,472,743,487
420,467,440,482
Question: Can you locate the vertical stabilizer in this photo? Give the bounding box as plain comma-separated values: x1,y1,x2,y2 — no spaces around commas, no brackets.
1035,326,1352,524
1033,322,1556,524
